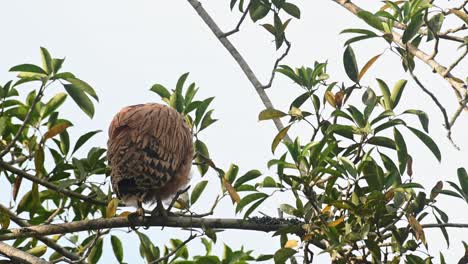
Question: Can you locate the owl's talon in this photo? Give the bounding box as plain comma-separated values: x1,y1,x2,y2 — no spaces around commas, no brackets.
127,212,141,231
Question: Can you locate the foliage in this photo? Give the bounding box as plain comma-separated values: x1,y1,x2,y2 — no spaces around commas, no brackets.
0,0,467,263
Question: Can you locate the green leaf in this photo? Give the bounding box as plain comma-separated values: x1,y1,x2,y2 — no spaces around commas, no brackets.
403,109,429,132
194,140,210,176
51,58,65,74
282,2,301,19
390,79,407,109
250,2,270,22
225,164,239,184
407,126,441,162
150,84,171,99
272,125,291,153
394,128,408,174
40,47,53,74
258,108,287,121
111,235,124,263
87,238,103,264
402,14,424,43
367,136,396,149
10,64,47,75
42,93,67,118
64,77,99,101
357,11,384,30
427,13,444,41
72,130,102,154
377,78,392,110
343,46,359,83
176,72,189,94
191,180,208,205
457,167,468,196
234,170,262,188
200,109,217,131
274,248,296,264
64,84,95,118
236,192,268,213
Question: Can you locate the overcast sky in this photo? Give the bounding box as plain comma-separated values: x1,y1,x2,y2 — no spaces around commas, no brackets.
0,0,467,263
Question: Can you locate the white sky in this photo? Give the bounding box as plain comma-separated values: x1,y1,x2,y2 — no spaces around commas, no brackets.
0,0,467,263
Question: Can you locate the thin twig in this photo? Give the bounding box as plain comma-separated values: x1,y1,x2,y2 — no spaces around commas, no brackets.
421,223,468,229
166,185,191,212
0,160,107,206
149,234,199,264
443,46,468,77
220,2,252,38
0,203,82,263
261,38,292,89
187,0,291,142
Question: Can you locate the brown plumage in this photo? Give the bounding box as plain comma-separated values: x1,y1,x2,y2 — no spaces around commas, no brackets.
107,103,193,207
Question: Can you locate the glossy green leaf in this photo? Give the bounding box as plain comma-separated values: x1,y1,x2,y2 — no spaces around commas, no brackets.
427,13,444,41
407,126,441,162
457,167,468,196
394,128,408,174
191,180,208,205
403,109,429,132
64,84,95,118
402,14,423,43
282,2,300,19
150,84,171,99
72,130,102,154
40,47,53,74
367,136,396,149
390,79,407,108
274,248,296,264
343,46,359,83
87,238,103,264
236,192,268,213
42,93,67,118
377,78,392,110
234,170,262,188
9,64,47,75
64,77,99,101
357,11,384,30
259,108,287,121
111,235,124,263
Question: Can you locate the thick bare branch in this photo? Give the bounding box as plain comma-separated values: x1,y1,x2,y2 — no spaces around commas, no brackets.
0,216,290,241
0,204,82,263
186,0,291,142
0,241,50,264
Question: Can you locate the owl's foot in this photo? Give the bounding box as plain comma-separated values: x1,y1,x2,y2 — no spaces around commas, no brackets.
151,197,170,218
128,201,145,231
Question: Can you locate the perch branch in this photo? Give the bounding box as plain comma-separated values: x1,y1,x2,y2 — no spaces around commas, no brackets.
0,241,50,264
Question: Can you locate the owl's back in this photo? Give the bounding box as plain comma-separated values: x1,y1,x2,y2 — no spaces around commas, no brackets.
107,103,193,205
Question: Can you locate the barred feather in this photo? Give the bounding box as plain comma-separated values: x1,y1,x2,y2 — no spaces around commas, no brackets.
107,103,193,205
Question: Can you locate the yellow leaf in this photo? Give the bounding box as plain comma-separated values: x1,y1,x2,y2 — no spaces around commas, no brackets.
303,233,314,241
284,240,298,248
271,125,291,154
44,123,71,140
385,189,395,202
358,53,382,81
328,216,344,227
321,204,332,215
34,145,45,177
223,178,240,204
26,245,47,257
335,91,345,108
408,215,426,246
288,107,302,117
106,198,119,218
325,91,336,108
118,211,132,217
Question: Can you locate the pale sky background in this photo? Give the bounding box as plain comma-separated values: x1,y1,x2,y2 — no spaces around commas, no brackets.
0,0,467,263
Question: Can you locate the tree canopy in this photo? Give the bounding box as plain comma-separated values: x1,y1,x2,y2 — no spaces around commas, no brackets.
0,0,467,263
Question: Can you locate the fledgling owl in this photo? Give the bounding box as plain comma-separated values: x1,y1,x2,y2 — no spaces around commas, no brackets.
107,103,193,212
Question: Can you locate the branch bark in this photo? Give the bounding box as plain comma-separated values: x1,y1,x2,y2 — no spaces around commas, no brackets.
0,241,50,264
0,216,299,241
331,0,467,105
0,160,106,207
186,0,291,142
0,204,82,263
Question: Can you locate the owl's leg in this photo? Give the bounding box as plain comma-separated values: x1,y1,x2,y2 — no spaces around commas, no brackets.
151,196,168,218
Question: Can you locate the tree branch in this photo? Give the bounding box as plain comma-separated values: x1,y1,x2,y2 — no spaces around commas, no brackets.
0,204,82,263
422,223,468,229
0,160,106,207
331,0,467,105
220,2,252,38
186,0,291,142
0,241,50,264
